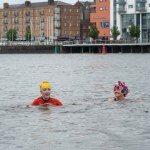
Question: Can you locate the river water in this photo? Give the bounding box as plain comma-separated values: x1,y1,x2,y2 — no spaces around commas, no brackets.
0,54,150,150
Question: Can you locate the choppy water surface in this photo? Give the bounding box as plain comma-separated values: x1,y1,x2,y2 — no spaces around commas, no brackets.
0,54,150,150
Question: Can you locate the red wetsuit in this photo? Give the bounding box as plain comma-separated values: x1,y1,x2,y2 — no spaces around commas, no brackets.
32,97,63,106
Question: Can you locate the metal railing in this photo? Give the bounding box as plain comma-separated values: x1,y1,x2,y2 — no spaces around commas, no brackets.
116,0,126,5
1,38,150,46
136,7,146,12
118,8,126,13
136,0,146,2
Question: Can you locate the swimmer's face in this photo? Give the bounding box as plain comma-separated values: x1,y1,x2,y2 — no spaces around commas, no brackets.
41,88,51,100
114,90,123,97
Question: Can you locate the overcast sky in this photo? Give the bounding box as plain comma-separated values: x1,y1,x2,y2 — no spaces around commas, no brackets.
0,0,93,8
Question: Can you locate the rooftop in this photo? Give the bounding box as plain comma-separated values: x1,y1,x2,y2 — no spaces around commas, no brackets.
5,1,72,9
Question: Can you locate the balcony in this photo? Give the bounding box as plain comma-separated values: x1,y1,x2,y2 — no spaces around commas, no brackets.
41,27,44,30
90,8,96,13
136,7,146,12
41,19,44,22
15,26,19,31
26,19,30,23
118,8,126,13
55,27,60,29
136,0,146,2
55,30,60,36
40,11,44,15
4,27,8,31
14,20,19,24
142,24,147,29
14,12,19,17
26,12,30,16
55,15,60,21
26,26,30,31
55,21,60,28
55,8,60,14
3,13,8,17
3,20,8,24
116,0,126,5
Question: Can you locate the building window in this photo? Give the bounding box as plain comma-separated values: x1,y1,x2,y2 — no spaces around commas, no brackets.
128,5,133,8
26,17,30,23
40,9,44,15
41,16,44,22
99,7,104,11
15,25,19,31
14,10,19,16
26,11,30,16
41,23,44,30
99,0,106,2
100,22,109,28
41,31,44,37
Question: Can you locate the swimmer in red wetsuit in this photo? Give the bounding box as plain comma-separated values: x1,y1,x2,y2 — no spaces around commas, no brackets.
32,80,63,106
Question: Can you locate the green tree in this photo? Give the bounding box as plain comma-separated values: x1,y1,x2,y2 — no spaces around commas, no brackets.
88,24,99,40
128,24,140,43
6,29,17,41
111,25,120,40
25,31,31,41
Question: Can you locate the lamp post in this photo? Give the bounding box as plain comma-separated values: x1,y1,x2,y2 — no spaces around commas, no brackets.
11,30,13,45
30,18,33,45
28,33,29,46
47,17,49,45
0,32,2,44
103,34,105,44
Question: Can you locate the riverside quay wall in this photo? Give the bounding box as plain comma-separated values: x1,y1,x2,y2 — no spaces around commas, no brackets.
0,43,150,54
63,43,150,53
0,45,55,54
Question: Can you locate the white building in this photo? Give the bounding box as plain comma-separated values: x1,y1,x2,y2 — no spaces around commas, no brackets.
115,0,150,43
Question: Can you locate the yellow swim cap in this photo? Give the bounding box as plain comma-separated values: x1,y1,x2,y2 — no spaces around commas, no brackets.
40,80,51,91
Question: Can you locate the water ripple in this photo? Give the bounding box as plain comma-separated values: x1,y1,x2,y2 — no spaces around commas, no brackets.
0,54,150,150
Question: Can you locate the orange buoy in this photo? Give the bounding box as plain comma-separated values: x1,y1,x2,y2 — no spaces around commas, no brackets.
102,44,106,54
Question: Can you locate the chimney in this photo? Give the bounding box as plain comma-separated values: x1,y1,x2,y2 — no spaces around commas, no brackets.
25,1,31,7
4,3,9,9
48,0,54,5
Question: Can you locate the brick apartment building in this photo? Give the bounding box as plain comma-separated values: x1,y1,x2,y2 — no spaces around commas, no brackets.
0,0,80,42
75,1,92,41
90,0,110,41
